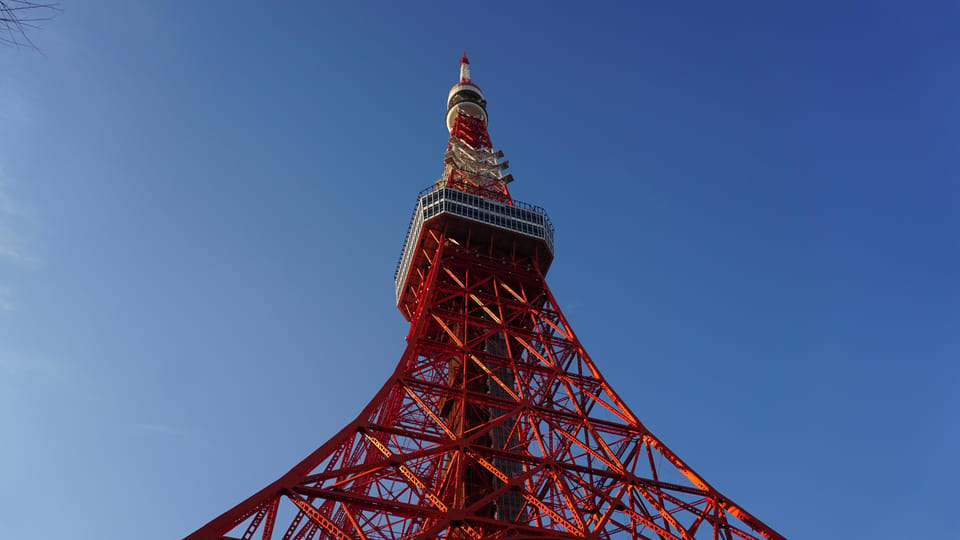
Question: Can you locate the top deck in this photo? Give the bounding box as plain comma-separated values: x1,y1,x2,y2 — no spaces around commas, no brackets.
395,186,555,305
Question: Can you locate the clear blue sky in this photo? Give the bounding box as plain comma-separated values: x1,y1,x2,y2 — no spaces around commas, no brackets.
1,2,957,538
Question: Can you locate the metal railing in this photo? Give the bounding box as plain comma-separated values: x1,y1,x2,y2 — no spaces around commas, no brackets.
395,186,554,303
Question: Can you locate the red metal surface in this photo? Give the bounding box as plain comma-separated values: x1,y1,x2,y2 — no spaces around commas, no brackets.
184,216,785,539
183,57,785,540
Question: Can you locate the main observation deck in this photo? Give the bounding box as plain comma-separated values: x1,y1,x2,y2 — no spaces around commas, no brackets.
395,186,555,307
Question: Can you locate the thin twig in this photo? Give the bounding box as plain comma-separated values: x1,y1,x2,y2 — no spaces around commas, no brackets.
0,1,60,49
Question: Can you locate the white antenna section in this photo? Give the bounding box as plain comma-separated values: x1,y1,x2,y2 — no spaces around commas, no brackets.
439,138,512,190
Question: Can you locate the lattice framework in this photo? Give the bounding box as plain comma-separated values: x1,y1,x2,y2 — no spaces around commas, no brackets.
184,54,785,540
185,222,784,540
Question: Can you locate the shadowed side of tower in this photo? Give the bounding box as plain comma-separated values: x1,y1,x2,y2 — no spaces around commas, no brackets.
184,55,786,540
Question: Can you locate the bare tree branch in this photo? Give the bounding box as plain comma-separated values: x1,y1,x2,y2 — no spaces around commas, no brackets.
0,1,60,49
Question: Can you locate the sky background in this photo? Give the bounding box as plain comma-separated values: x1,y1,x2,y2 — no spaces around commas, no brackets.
1,2,957,538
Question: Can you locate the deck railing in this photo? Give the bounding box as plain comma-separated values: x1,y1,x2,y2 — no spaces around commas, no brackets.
395,186,554,303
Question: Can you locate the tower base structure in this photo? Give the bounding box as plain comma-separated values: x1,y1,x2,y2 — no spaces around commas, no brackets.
186,202,784,540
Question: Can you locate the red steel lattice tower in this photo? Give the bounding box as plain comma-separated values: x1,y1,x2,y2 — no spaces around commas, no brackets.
184,55,786,540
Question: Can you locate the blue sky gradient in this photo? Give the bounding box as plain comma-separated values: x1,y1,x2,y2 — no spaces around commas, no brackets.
1,2,957,538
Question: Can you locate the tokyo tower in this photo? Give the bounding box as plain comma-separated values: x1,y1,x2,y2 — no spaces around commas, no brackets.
184,55,786,540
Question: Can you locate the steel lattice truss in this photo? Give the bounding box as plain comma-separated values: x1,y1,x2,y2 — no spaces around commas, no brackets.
439,113,513,204
185,55,784,540
185,230,785,540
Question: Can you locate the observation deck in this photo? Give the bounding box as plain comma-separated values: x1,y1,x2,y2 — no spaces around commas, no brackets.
395,186,554,311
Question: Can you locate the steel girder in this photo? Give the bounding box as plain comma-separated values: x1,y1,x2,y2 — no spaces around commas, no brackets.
184,228,785,540
185,56,784,540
